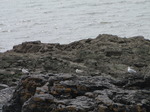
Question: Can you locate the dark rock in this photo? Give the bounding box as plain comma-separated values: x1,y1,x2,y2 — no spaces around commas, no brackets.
105,50,122,57
1,34,150,80
3,73,150,112
22,94,55,112
13,41,42,53
0,87,15,112
1,34,150,111
134,62,147,68
3,75,48,112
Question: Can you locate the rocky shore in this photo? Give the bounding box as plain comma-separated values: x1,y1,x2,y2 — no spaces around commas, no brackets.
0,34,150,112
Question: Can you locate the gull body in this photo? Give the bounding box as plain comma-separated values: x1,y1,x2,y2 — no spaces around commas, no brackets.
75,69,83,74
128,67,136,74
22,68,29,74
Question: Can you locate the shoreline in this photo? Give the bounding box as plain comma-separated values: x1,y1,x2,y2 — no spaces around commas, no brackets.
0,34,149,53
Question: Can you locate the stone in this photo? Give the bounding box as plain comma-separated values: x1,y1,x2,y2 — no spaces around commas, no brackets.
0,87,14,111
3,73,150,112
1,34,150,112
0,84,9,90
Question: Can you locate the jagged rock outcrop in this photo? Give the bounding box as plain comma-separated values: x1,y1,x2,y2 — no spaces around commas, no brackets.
3,74,150,112
1,34,150,111
0,35,150,85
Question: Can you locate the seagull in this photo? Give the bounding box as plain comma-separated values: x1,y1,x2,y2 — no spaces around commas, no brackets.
128,67,136,74
75,69,83,74
22,68,29,74
123,67,138,88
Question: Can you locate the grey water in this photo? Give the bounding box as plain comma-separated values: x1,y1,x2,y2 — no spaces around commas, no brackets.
0,0,150,52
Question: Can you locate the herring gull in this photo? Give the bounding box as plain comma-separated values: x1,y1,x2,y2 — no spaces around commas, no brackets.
128,67,136,74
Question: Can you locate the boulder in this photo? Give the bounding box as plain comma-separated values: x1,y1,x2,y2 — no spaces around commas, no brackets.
3,73,150,112
0,87,14,111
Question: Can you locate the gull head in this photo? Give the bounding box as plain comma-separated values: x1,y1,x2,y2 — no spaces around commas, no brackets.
128,67,131,70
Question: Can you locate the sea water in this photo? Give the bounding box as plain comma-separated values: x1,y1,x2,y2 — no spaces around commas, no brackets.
0,0,150,52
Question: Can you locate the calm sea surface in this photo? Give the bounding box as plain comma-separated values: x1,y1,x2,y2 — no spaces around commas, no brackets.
0,0,150,52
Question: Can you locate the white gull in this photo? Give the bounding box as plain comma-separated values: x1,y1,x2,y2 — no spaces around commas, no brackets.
75,69,83,74
128,67,136,74
22,68,29,74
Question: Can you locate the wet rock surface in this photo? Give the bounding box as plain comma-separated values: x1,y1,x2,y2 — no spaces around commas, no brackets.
0,34,150,111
